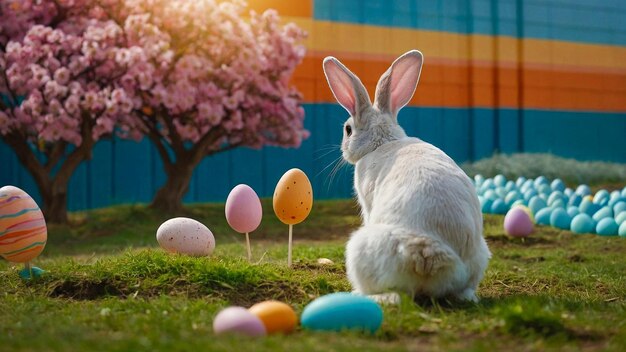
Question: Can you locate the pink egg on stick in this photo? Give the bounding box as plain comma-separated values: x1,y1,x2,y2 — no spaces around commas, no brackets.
225,184,262,262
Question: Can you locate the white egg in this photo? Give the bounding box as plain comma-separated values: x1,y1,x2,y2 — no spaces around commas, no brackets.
156,217,215,256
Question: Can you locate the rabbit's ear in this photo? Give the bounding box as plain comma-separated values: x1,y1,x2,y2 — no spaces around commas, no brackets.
323,57,371,119
374,50,423,118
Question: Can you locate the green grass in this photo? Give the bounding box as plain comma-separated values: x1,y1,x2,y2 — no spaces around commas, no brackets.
1,200,626,351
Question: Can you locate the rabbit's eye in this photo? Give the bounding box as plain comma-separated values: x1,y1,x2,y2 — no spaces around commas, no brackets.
345,124,352,136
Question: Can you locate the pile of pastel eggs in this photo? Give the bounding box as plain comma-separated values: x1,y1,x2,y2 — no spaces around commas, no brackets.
213,293,383,337
474,174,626,237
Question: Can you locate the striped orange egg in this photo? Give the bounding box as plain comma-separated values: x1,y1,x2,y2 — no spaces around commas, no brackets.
0,186,47,263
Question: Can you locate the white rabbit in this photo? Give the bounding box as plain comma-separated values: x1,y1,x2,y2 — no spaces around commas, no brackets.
322,50,491,303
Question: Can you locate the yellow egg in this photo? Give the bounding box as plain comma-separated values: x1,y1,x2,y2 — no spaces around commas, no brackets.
273,168,313,225
248,301,298,334
0,186,47,263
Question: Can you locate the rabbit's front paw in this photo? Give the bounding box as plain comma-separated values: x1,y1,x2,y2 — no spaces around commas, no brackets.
404,236,455,276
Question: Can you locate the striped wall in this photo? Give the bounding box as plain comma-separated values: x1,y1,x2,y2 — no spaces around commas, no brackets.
1,0,625,210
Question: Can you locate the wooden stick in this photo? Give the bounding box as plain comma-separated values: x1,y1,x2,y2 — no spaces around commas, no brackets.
288,224,293,268
25,262,32,278
245,232,252,262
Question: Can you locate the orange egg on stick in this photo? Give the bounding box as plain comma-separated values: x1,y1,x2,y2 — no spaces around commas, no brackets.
273,168,313,267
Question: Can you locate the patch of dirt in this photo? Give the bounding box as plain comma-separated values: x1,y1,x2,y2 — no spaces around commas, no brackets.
568,254,586,262
486,235,555,247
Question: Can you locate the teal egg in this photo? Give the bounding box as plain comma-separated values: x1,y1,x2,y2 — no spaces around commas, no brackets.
479,179,495,193
575,185,591,197
301,293,383,333
512,199,526,208
494,174,507,187
534,176,549,187
550,208,571,230
593,190,609,204
566,206,579,217
495,187,507,199
538,184,551,195
616,211,626,226
515,177,526,188
619,222,626,237
523,189,538,201
529,196,547,215
505,191,521,206
579,199,600,216
535,208,553,225
491,199,509,215
505,181,516,192
622,187,626,198
551,199,566,209
474,174,485,186
481,198,494,213
592,206,613,222
520,180,534,193
612,201,626,215
484,190,497,201
596,218,618,236
548,191,564,206
551,179,565,192
564,188,573,197
568,194,582,207
571,214,594,234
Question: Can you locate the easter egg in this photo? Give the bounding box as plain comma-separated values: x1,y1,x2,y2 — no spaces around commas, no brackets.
575,184,591,196
550,208,571,230
156,217,215,256
593,190,609,204
225,184,262,233
505,191,521,206
523,189,538,201
566,206,580,217
495,187,507,199
571,213,594,234
564,188,573,197
301,293,383,333
551,199,566,209
579,199,600,217
515,177,527,188
504,208,533,237
568,194,582,207
538,184,552,196
596,218,618,236
484,190,497,201
490,199,508,215
619,221,626,237
505,181,516,192
529,196,547,215
548,191,564,207
616,211,626,226
613,201,626,215
481,198,494,213
551,179,565,192
494,174,506,187
535,208,552,225
474,174,485,186
592,206,613,222
249,301,298,334
213,306,266,337
0,186,47,263
273,169,313,225
534,176,549,187
513,205,534,222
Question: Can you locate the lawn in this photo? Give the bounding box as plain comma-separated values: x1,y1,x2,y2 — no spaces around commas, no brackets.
1,199,625,351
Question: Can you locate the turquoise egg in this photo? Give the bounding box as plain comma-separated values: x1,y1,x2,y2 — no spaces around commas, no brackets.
484,190,498,201
548,191,564,206
550,208,571,230
494,174,507,187
481,198,494,213
619,222,626,237
529,196,547,215
523,189,538,201
592,206,613,222
616,211,626,226
515,177,526,188
579,199,600,217
564,188,573,197
479,179,495,193
538,184,552,195
491,199,509,215
566,206,579,217
571,214,594,234
551,199,566,209
596,218,618,236
474,174,485,186
593,190,609,204
512,199,526,208
611,200,626,214
568,194,582,207
551,179,565,192
520,180,534,193
575,184,591,197
622,187,626,198
301,293,383,333
505,181,516,192
534,176,549,187
535,208,553,225
495,187,508,199
505,191,521,206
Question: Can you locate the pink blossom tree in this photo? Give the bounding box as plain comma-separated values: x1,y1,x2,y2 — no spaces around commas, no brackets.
1,0,308,220
119,0,308,212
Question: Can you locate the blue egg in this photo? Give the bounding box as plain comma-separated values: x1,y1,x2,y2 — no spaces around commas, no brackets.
564,188,573,197
571,213,594,234
523,189,538,201
568,194,582,207
622,187,626,198
495,187,508,199
619,222,626,237
551,199,566,209
566,206,580,217
550,179,565,192
592,206,613,222
596,218,618,236
515,177,526,188
494,174,507,187
484,189,497,201
547,191,564,206
535,208,553,225
474,174,485,186
534,176,549,187
512,199,526,208
593,190,609,204
491,199,509,215
575,184,591,197
538,184,552,195
610,198,626,210
505,191,521,206
550,208,571,230
529,196,547,215
505,181,516,192
520,180,534,193
481,198,494,213
616,211,626,226
301,293,383,333
479,179,495,193
579,199,601,217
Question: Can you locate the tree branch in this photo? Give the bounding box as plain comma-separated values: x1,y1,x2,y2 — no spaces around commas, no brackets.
43,140,68,173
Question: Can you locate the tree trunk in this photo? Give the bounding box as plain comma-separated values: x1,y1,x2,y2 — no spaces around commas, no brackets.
40,183,68,224
150,160,196,214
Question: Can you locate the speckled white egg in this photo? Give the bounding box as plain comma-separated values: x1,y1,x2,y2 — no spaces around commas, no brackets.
156,217,215,256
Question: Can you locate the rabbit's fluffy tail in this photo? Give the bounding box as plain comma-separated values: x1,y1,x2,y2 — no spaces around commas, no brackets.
398,234,462,277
